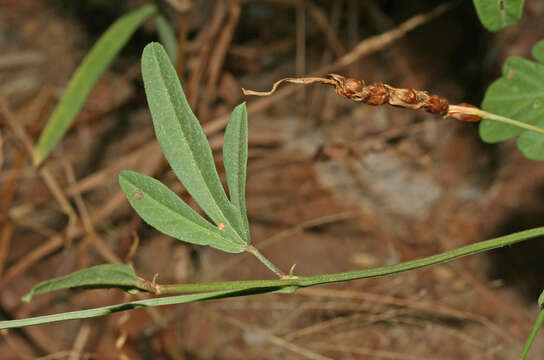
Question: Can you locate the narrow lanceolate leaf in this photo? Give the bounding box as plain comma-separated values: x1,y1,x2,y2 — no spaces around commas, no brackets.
33,5,156,165
141,42,245,245
223,103,250,242
479,40,544,160
473,0,525,32
119,170,244,253
22,264,150,303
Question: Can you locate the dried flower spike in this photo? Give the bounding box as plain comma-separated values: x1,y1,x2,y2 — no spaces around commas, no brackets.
242,74,481,122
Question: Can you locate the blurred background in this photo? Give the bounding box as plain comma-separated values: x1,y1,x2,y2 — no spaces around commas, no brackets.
1,0,544,358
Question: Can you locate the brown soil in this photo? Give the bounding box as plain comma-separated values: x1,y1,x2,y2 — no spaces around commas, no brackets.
1,0,544,359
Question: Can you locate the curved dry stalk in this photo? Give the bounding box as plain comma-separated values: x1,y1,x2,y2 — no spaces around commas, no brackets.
242,77,337,97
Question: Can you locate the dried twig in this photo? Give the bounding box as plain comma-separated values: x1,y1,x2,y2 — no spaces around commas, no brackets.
199,3,241,121
186,1,227,108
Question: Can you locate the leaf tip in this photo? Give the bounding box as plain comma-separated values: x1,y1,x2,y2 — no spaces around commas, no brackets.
143,42,165,58
32,151,45,167
21,293,32,303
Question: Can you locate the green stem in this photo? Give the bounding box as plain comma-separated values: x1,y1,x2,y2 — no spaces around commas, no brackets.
448,105,544,136
159,226,544,294
519,308,544,360
245,244,285,278
0,288,279,330
3,226,544,329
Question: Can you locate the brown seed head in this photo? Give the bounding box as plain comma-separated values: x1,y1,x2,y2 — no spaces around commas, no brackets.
397,89,417,104
365,84,389,105
343,78,363,96
424,95,449,115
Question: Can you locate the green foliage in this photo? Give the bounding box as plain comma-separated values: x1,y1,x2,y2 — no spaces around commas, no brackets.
119,170,244,253
140,43,248,246
473,0,525,31
479,40,544,160
21,264,150,303
223,103,250,241
155,14,178,61
3,226,544,329
34,5,156,165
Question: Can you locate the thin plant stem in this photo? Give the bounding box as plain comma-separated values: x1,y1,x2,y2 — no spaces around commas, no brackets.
449,105,544,136
519,308,544,360
2,226,544,329
245,245,285,278
159,226,544,294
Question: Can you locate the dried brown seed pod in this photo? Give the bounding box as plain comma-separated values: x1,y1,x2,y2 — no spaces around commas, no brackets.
242,74,484,123
398,89,418,104
424,95,449,116
364,84,390,105
343,77,363,96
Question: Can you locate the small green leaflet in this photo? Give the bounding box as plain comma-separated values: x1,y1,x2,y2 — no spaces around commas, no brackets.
479,39,544,160
473,0,525,32
141,43,247,244
223,103,250,241
22,264,151,303
119,170,244,253
33,5,156,165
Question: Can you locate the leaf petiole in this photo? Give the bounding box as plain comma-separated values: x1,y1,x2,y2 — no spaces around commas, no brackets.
245,244,285,278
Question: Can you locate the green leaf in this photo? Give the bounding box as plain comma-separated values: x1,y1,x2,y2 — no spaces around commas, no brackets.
155,14,178,62
119,170,244,253
479,40,544,160
473,0,525,31
141,42,246,245
33,5,156,165
539,290,544,308
517,118,544,160
223,103,250,242
532,40,544,63
22,264,150,303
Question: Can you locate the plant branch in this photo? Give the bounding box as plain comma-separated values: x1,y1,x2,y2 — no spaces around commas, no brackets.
159,225,544,293
3,226,543,329
519,308,544,360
